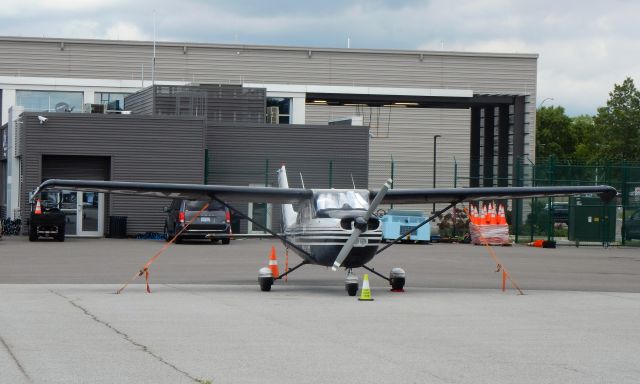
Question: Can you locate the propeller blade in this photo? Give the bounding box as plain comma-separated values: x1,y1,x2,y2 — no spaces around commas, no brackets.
364,178,392,220
331,227,364,271
331,178,392,271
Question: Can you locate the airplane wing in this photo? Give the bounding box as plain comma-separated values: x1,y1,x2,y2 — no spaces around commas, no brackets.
374,185,618,204
34,179,313,204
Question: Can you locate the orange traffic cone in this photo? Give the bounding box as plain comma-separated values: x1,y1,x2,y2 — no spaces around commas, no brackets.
34,199,42,215
489,202,498,225
498,205,507,225
268,246,280,278
528,239,544,247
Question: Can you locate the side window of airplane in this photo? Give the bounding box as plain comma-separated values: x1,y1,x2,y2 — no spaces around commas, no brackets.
299,200,313,222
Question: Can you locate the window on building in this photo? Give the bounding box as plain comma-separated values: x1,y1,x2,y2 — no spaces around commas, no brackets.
266,97,291,124
94,92,130,111
16,90,83,113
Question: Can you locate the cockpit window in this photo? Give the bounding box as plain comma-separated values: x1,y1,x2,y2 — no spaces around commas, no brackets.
315,191,369,211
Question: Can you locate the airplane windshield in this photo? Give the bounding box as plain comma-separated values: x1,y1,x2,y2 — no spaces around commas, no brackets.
315,191,370,211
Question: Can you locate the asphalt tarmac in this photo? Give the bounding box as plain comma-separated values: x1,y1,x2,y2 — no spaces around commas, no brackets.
1,236,639,383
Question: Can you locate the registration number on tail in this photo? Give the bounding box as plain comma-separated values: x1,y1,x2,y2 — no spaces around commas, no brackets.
354,238,368,247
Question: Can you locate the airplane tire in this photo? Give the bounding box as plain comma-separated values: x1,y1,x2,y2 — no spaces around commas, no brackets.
259,276,273,292
391,277,405,291
346,282,358,296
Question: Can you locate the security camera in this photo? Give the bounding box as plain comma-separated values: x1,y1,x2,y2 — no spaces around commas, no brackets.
38,115,48,124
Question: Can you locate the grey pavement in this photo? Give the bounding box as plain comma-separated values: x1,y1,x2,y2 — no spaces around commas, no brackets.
0,237,639,383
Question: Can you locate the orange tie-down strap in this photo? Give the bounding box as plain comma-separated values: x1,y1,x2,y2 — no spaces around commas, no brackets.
116,202,210,294
463,206,524,295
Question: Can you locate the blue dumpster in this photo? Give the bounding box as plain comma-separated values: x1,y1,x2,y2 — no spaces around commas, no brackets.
380,210,430,243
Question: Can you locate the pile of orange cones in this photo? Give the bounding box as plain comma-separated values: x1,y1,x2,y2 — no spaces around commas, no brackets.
468,202,511,245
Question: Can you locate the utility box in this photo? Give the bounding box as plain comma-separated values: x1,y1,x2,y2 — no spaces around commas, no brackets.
568,197,616,243
380,210,430,243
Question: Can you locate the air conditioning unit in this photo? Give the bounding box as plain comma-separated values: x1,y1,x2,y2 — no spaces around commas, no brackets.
266,106,279,124
83,103,106,114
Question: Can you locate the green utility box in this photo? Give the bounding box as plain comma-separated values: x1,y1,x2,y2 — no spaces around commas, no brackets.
568,197,616,243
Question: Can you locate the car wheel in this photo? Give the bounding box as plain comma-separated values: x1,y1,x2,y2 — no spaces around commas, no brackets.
57,226,65,242
164,224,173,242
221,238,230,245
29,225,38,242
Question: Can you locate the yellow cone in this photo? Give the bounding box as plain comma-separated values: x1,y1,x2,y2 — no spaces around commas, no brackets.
358,274,374,301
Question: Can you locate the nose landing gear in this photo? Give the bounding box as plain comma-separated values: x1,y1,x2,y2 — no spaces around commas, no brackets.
345,269,359,296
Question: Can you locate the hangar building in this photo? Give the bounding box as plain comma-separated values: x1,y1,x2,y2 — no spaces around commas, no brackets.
0,36,538,237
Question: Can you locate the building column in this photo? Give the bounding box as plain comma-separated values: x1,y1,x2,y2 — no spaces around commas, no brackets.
483,106,495,187
469,107,481,187
498,105,510,187
512,96,526,186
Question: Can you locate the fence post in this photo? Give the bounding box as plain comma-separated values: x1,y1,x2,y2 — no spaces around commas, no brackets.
514,157,521,243
621,162,628,245
390,155,395,210
453,156,458,188
204,148,209,184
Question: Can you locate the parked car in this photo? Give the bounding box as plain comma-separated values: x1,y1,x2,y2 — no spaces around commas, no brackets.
624,208,640,240
543,201,569,223
163,199,231,244
29,190,65,242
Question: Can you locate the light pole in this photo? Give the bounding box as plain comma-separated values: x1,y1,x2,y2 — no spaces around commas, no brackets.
538,97,554,108
432,134,442,214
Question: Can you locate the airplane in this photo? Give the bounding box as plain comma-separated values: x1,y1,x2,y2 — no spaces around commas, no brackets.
33,165,617,296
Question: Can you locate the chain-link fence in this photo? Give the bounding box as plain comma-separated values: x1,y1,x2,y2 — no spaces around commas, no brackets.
205,153,640,245
509,159,640,245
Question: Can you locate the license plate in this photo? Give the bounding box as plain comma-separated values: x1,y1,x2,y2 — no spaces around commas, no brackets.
354,238,368,247
200,217,211,223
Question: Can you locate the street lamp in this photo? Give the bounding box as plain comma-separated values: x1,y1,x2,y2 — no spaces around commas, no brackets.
432,134,442,214
538,97,554,108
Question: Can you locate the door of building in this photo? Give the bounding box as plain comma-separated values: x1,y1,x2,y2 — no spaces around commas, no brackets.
247,184,271,234
60,191,104,237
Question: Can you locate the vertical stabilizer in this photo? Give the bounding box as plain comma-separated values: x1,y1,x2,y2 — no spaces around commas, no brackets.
277,165,298,228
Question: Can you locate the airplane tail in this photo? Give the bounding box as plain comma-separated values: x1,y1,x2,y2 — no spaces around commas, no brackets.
277,165,298,228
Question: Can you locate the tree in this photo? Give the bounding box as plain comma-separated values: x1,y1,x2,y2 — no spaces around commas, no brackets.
572,115,601,164
536,106,575,160
593,77,640,162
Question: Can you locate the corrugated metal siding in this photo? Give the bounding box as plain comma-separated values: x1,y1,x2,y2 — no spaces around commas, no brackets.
0,38,535,100
41,155,110,180
125,84,267,124
124,87,154,115
205,123,369,232
20,113,205,234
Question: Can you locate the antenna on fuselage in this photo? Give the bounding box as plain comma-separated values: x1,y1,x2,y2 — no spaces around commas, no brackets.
351,174,356,189
299,173,305,189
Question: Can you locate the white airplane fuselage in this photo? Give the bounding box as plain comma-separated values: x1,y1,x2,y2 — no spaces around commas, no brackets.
283,216,382,268
277,166,381,268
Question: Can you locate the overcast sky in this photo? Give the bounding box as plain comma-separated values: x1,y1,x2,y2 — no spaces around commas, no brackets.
1,0,638,116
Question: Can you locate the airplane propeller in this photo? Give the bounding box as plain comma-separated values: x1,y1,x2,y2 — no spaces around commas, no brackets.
331,178,393,271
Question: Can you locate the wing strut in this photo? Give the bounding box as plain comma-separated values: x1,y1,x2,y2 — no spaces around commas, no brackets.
375,202,457,256
210,196,313,259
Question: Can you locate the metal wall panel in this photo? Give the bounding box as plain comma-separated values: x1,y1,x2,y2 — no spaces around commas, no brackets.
205,122,369,232
20,113,205,234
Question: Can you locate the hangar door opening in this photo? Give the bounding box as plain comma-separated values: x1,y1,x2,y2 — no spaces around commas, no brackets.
42,155,110,237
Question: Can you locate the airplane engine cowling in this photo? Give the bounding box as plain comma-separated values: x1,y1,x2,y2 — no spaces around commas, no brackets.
340,217,380,231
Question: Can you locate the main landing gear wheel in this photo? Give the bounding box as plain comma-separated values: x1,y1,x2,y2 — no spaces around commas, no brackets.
258,267,274,292
345,271,358,296
390,268,406,292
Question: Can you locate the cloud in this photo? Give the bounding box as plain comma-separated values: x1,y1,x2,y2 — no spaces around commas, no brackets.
0,0,638,115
